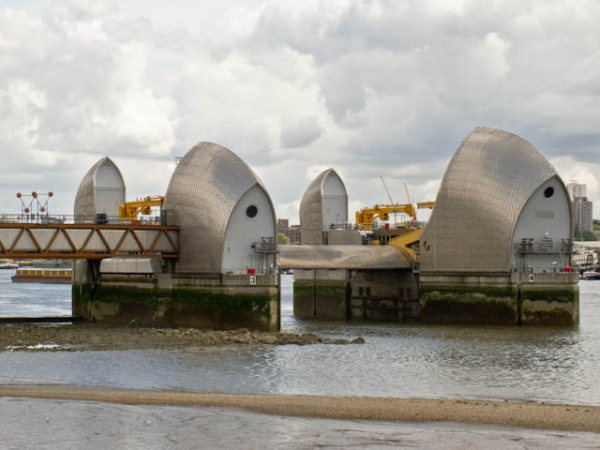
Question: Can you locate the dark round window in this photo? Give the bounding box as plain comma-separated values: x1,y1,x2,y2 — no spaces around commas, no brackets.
544,187,554,198
246,205,258,218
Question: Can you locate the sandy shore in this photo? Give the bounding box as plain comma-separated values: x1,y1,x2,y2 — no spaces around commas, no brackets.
0,384,598,433
0,324,364,350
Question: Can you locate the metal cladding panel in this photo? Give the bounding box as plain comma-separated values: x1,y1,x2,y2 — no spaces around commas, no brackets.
279,245,411,270
420,127,557,273
300,169,347,245
163,142,274,273
74,157,126,218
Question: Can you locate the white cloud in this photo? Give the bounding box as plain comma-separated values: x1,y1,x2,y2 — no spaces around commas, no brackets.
1,0,600,223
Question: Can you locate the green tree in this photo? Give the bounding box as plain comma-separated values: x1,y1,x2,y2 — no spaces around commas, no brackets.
277,232,291,245
575,229,597,241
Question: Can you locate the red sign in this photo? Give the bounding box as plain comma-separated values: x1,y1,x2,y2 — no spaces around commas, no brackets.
247,268,256,275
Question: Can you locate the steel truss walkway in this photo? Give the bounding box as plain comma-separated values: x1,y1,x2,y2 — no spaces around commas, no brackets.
0,223,179,259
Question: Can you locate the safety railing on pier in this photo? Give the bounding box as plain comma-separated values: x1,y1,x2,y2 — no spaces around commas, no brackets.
322,221,426,231
0,213,179,260
516,238,573,255
0,213,167,226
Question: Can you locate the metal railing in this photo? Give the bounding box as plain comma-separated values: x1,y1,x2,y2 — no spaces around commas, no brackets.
516,238,573,255
322,221,425,232
0,213,166,226
253,237,277,254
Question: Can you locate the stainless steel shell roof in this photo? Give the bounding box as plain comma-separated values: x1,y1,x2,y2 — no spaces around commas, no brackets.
74,157,125,218
163,142,277,273
299,168,346,245
420,127,561,273
279,245,411,270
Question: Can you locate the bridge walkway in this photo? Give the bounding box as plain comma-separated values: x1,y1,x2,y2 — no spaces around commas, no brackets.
0,220,179,260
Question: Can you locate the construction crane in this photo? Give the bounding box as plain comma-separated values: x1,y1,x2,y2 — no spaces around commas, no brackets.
119,196,165,221
417,201,435,210
355,202,435,230
355,204,417,230
380,175,395,204
404,182,412,205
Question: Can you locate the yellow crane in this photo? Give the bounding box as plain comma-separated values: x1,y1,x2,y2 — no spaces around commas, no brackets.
417,201,435,210
355,202,434,230
355,204,416,230
119,196,165,221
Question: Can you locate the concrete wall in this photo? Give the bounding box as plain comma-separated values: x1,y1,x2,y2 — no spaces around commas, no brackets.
72,272,280,331
518,272,579,325
350,270,419,320
322,173,347,228
222,185,275,275
511,176,572,273
419,274,518,325
293,268,419,322
293,269,348,319
419,272,579,325
95,160,125,217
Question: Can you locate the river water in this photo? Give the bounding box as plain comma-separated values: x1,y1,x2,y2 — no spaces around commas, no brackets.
1,270,599,448
1,270,599,406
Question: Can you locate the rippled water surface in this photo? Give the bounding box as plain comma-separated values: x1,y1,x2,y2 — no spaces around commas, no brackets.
1,272,600,405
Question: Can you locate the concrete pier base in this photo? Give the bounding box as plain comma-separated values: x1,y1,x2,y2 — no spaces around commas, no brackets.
73,268,280,331
518,273,580,326
293,268,419,321
419,272,579,326
293,269,347,319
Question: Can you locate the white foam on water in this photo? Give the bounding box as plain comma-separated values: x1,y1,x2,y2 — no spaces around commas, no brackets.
7,344,65,351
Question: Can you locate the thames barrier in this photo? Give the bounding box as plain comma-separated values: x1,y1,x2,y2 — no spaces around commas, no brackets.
0,127,579,329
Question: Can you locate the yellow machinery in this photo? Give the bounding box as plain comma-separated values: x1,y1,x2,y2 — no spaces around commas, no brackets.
355,202,434,230
417,201,435,210
355,204,416,230
388,227,424,261
119,196,165,221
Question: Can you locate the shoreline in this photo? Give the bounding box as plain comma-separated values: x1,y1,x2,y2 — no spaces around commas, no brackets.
0,384,599,433
0,324,364,350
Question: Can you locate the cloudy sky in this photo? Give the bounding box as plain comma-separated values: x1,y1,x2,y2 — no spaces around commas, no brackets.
1,0,599,223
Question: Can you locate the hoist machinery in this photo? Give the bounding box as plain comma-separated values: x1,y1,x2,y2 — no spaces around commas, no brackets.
355,204,417,227
119,196,165,221
355,202,435,230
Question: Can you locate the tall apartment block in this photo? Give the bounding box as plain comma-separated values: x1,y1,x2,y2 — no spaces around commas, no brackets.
567,181,593,233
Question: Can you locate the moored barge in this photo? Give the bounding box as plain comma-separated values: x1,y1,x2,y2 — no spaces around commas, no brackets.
11,268,72,284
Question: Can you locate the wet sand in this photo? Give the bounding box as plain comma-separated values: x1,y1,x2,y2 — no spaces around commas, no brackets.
0,324,364,350
0,383,599,433
3,396,597,450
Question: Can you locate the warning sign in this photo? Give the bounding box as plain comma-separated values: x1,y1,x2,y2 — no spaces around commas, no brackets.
249,276,257,285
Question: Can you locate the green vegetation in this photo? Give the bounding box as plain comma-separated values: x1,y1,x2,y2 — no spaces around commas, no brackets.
278,232,291,245
594,219,600,232
575,229,597,241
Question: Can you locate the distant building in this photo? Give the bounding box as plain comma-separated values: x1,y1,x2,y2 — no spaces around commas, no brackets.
567,181,593,233
277,219,301,245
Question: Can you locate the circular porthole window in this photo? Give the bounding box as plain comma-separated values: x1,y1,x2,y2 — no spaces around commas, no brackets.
246,205,258,218
544,187,554,198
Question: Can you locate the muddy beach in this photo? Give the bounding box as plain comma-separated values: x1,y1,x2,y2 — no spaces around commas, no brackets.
0,324,365,351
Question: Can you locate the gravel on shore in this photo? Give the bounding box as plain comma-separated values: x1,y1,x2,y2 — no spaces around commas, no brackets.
0,324,365,351
0,384,598,433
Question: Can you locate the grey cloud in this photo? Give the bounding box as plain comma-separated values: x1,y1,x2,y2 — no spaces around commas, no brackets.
281,116,323,148
2,0,600,221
